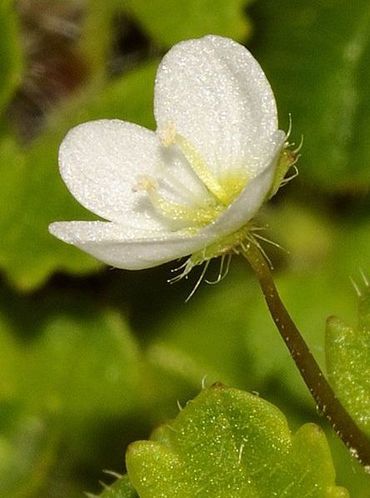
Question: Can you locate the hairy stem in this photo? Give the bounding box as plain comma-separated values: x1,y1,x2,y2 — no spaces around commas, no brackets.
243,241,370,467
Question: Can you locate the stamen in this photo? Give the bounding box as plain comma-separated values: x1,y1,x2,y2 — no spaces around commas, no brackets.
161,165,201,203
135,174,158,192
175,134,230,205
138,173,223,226
159,122,177,147
148,189,223,225
151,124,250,230
160,123,230,205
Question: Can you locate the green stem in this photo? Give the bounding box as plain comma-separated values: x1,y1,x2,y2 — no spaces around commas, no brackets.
243,241,370,467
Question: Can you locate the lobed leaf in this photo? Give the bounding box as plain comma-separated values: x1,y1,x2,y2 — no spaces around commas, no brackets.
125,385,347,497
326,277,370,437
98,475,139,498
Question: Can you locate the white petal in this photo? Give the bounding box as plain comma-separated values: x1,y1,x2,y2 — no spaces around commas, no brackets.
200,132,285,239
50,133,284,270
155,35,279,179
155,145,212,206
59,119,169,229
49,221,211,270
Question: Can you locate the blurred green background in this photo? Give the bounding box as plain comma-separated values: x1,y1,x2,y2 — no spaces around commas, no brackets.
0,0,369,496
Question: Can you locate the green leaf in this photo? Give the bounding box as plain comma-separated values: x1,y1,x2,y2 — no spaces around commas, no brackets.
328,431,370,498
0,290,141,423
326,278,370,437
0,407,58,498
0,0,23,111
24,312,140,423
97,475,139,498
125,385,347,497
252,0,370,190
78,0,119,78
0,286,142,496
125,0,253,47
0,61,157,290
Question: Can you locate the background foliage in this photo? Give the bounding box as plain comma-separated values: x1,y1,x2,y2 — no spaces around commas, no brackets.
0,0,369,496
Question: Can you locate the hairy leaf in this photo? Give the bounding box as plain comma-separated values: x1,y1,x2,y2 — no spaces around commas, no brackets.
326,277,370,437
125,385,347,497
98,475,139,498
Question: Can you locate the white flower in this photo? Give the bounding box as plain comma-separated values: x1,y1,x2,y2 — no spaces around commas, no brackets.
49,35,286,274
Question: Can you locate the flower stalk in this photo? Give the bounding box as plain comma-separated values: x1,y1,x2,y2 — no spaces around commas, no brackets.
243,240,370,467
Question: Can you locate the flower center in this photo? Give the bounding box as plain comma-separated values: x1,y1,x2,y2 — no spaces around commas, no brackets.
137,174,224,227
173,134,230,205
138,124,248,230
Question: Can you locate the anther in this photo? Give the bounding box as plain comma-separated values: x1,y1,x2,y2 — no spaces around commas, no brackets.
135,174,158,193
158,123,230,205
159,122,177,147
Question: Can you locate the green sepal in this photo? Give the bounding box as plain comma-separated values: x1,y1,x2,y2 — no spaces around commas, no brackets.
268,144,298,199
